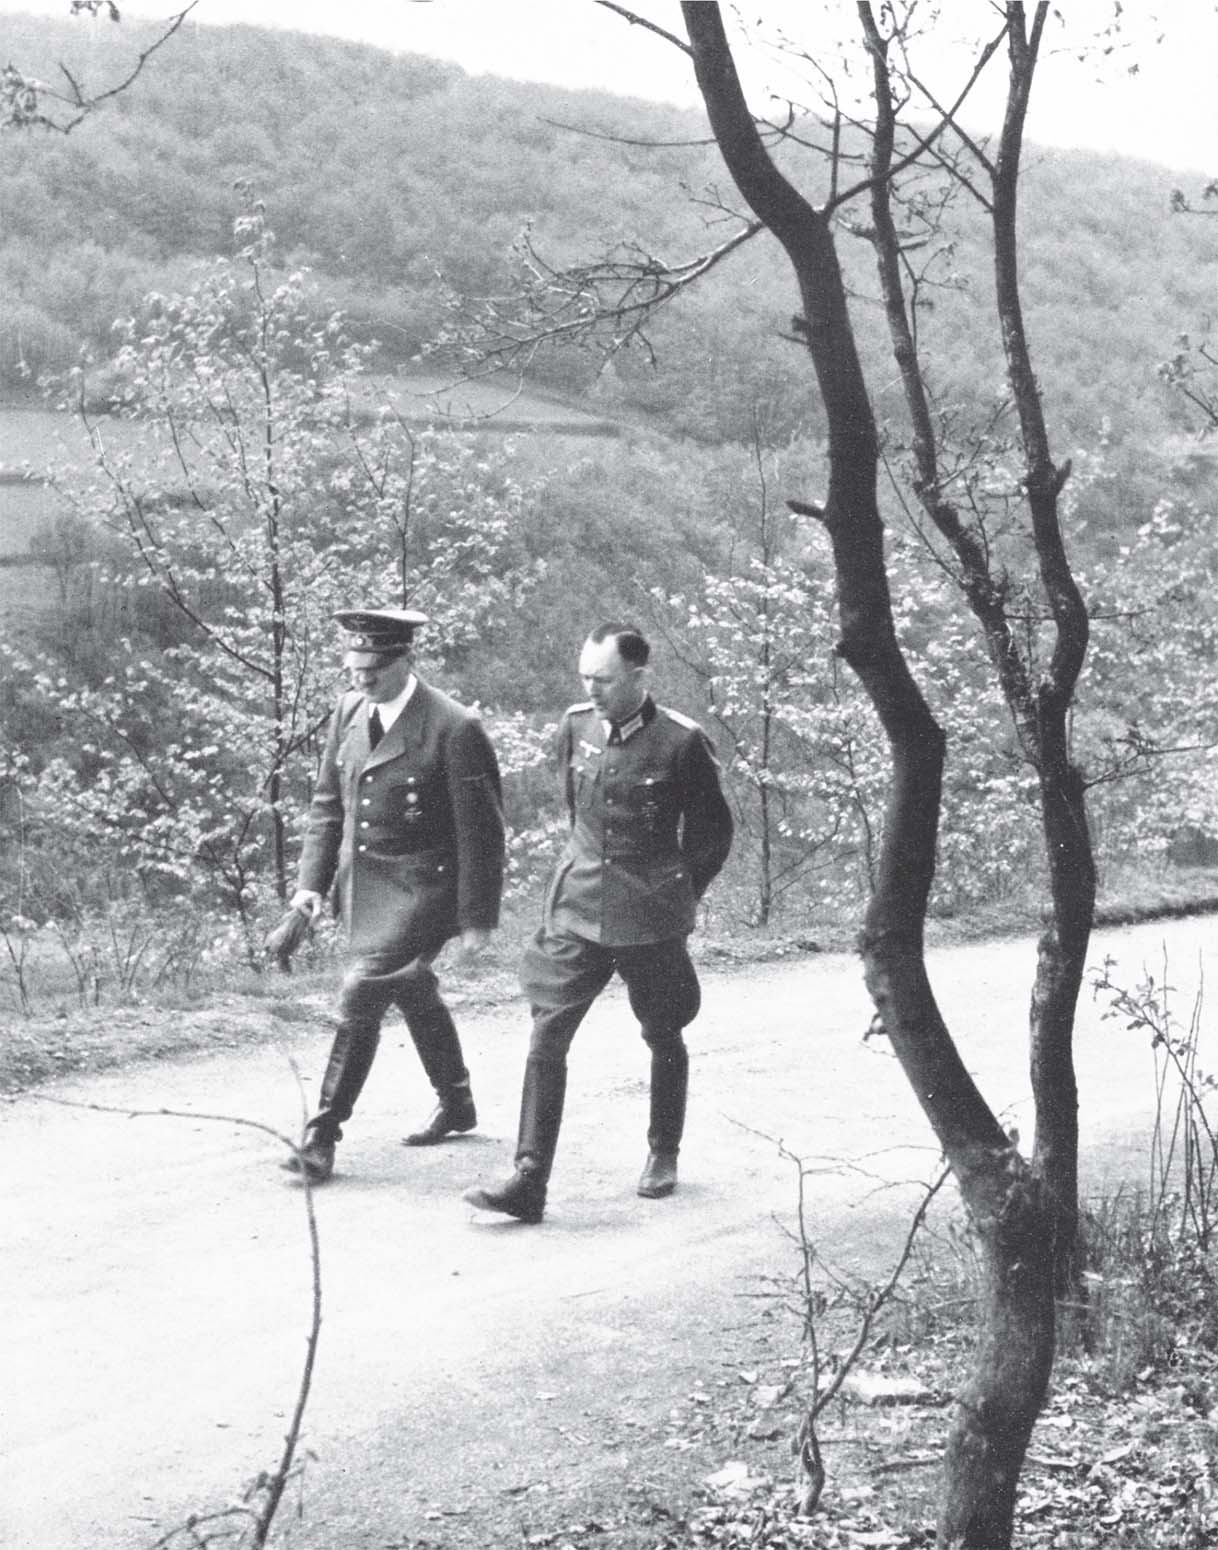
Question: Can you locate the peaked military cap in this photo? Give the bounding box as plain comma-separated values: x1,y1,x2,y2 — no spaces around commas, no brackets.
334,607,429,654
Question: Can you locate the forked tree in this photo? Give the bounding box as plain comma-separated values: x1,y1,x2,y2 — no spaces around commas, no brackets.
664,7,1087,1542
448,3,1097,1543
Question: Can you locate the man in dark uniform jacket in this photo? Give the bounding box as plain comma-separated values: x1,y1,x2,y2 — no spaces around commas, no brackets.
283,607,505,1183
464,621,733,1223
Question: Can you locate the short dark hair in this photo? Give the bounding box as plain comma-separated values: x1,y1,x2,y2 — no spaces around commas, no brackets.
588,621,650,667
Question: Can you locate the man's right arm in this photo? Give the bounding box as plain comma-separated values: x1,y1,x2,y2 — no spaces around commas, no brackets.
295,693,354,904
556,711,577,826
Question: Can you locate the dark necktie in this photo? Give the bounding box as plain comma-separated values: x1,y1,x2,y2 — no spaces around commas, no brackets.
607,723,622,746
368,707,383,750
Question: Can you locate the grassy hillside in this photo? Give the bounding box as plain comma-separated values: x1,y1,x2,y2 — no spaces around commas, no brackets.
1,12,1213,453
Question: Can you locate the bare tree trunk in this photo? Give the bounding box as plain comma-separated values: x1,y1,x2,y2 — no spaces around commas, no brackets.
993,8,1095,1296
1028,750,1092,1293
938,1163,1056,1543
862,0,1094,1297
680,6,1058,1542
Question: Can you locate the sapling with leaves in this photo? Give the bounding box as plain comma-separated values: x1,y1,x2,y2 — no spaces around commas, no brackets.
1075,479,1218,868
10,207,537,933
1092,951,1218,1252
647,425,874,923
771,1141,951,1516
1162,179,1218,434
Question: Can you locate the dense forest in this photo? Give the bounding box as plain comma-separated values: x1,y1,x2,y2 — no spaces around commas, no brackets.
0,12,1213,449
1,10,1216,1001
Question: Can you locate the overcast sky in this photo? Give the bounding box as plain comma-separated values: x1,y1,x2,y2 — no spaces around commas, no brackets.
3,0,1216,174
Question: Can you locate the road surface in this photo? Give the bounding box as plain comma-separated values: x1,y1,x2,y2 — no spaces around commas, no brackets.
1,915,1213,1549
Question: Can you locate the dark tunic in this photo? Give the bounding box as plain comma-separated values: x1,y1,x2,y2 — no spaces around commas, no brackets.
298,679,504,961
544,696,733,947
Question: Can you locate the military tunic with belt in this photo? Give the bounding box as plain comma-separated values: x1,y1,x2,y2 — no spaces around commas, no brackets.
521,694,733,1035
296,677,504,1141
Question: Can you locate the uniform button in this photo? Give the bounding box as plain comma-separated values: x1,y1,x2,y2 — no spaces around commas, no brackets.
360,821,370,829
361,798,371,807
358,844,367,853
437,864,446,873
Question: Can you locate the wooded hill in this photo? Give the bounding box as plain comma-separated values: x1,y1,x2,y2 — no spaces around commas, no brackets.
1,7,1216,972
0,9,1202,1004
1,11,1212,453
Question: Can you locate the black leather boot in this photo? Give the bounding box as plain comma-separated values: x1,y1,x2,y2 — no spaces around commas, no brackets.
638,1037,688,1199
281,1023,378,1182
403,1004,478,1145
464,1056,566,1223
403,1080,477,1146
284,1123,338,1183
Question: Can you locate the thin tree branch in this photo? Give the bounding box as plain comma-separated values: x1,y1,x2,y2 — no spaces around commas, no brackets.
7,3,199,134
593,0,693,56
540,114,719,149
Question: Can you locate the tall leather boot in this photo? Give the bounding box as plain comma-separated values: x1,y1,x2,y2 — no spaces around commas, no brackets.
463,1056,567,1223
638,1037,688,1199
282,1023,379,1182
402,1002,478,1146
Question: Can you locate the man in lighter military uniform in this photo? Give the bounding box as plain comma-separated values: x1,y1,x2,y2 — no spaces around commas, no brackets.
464,621,733,1223
283,606,504,1183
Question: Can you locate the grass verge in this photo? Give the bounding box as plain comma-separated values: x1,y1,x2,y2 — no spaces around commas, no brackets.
4,869,1218,1095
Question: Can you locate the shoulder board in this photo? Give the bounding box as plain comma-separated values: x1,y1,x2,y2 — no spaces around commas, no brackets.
564,700,595,718
656,705,700,732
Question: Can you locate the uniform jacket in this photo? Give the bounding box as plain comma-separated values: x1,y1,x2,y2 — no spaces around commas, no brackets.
545,696,733,947
298,679,504,958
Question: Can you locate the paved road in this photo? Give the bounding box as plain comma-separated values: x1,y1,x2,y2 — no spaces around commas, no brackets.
2,915,1213,1549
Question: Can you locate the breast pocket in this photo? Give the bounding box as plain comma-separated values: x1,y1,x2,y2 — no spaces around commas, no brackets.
335,750,359,805
629,773,678,842
384,771,426,828
572,755,601,811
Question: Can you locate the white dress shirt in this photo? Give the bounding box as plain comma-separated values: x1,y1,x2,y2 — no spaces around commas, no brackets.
372,673,417,735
